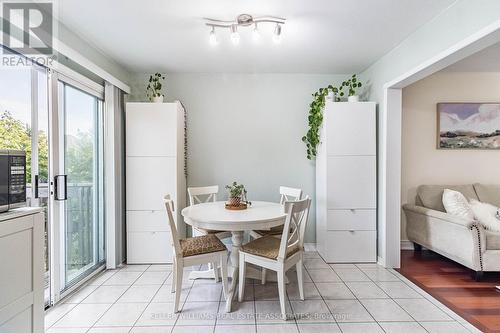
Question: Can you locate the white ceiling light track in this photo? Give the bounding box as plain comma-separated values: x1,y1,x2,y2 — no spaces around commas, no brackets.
205,14,286,46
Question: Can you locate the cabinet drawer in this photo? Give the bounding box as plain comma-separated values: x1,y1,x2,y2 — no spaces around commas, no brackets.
327,155,376,209
127,210,173,232
324,231,376,263
327,209,376,231
127,231,172,264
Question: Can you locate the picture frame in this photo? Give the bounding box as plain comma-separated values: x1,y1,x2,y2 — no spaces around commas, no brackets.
437,103,500,149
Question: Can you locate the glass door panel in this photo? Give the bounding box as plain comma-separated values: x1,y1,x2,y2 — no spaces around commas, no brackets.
36,68,50,304
0,63,51,304
59,82,104,289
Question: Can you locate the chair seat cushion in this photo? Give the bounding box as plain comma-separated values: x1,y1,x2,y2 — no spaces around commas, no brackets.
240,235,299,260
180,234,227,257
254,225,284,236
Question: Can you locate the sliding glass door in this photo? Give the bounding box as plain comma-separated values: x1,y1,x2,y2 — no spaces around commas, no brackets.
55,80,105,291
1,51,106,305
0,64,51,304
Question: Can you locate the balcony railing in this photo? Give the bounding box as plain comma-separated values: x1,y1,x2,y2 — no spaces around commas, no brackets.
27,182,98,285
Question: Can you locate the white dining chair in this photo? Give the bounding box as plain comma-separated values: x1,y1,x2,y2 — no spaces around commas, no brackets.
238,197,311,320
249,186,302,283
188,185,232,240
188,186,232,281
249,186,302,239
164,195,229,313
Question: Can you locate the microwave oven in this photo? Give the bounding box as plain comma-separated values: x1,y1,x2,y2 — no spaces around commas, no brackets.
0,150,27,213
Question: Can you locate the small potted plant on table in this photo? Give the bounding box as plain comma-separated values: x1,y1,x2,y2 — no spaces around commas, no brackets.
225,182,250,210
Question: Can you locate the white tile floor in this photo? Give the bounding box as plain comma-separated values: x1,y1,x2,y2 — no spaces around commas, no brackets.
45,252,481,333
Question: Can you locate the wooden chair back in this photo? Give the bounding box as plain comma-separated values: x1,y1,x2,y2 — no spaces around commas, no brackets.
188,185,219,206
163,194,182,257
278,196,311,261
279,186,303,204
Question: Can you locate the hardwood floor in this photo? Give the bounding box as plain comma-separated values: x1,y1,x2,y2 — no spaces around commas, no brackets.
398,250,500,333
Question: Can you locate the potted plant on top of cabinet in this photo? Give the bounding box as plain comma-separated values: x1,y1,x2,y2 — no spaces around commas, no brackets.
146,73,165,103
302,74,364,159
342,74,363,102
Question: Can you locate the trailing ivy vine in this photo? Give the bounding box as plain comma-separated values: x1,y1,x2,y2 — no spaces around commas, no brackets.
302,75,362,160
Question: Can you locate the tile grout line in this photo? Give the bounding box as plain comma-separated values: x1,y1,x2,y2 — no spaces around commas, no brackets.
351,266,433,333
389,268,477,333
86,266,151,330
301,258,343,330
129,268,173,332
326,264,380,331
45,268,121,330
353,263,435,332
46,255,475,333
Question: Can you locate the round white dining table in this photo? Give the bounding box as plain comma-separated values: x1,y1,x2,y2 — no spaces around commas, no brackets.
181,201,286,312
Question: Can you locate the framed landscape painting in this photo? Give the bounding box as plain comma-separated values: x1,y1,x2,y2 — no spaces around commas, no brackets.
437,103,500,149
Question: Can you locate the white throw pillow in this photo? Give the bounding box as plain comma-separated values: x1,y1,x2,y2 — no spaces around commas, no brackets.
470,199,500,232
442,189,474,220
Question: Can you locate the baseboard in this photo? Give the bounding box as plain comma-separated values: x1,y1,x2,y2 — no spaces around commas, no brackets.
401,240,428,250
304,243,317,252
377,256,386,267
401,240,414,250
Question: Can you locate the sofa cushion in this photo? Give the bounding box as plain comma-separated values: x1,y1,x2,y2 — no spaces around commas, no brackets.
417,185,479,212
485,230,500,250
442,189,474,219
470,199,500,232
474,183,500,207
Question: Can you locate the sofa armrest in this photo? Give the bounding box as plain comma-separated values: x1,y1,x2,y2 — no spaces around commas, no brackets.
403,203,483,271
402,204,475,228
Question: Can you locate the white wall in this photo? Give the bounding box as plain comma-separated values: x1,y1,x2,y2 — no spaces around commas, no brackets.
129,73,348,242
401,71,500,240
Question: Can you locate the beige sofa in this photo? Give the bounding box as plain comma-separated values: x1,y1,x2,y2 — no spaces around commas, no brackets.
403,184,500,280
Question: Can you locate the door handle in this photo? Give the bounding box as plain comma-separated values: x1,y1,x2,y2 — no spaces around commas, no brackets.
54,175,67,201
34,175,39,199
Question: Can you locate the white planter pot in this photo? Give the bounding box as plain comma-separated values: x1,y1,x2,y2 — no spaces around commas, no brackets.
152,95,164,103
348,95,359,102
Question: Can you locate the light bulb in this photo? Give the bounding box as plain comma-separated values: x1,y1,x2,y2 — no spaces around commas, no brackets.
252,24,260,42
209,27,218,46
273,23,282,44
230,25,240,45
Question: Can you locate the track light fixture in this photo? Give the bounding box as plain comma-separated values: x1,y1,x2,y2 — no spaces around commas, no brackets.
205,14,285,45
209,26,218,46
273,23,282,44
252,23,260,42
230,25,240,45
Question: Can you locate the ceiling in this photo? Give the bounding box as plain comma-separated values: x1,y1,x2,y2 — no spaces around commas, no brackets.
444,41,500,72
55,0,456,74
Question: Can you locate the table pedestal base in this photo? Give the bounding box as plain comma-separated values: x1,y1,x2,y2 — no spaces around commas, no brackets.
186,231,289,312
188,264,280,282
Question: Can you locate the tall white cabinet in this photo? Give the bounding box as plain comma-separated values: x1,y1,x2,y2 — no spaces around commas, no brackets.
316,101,377,263
126,102,186,264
